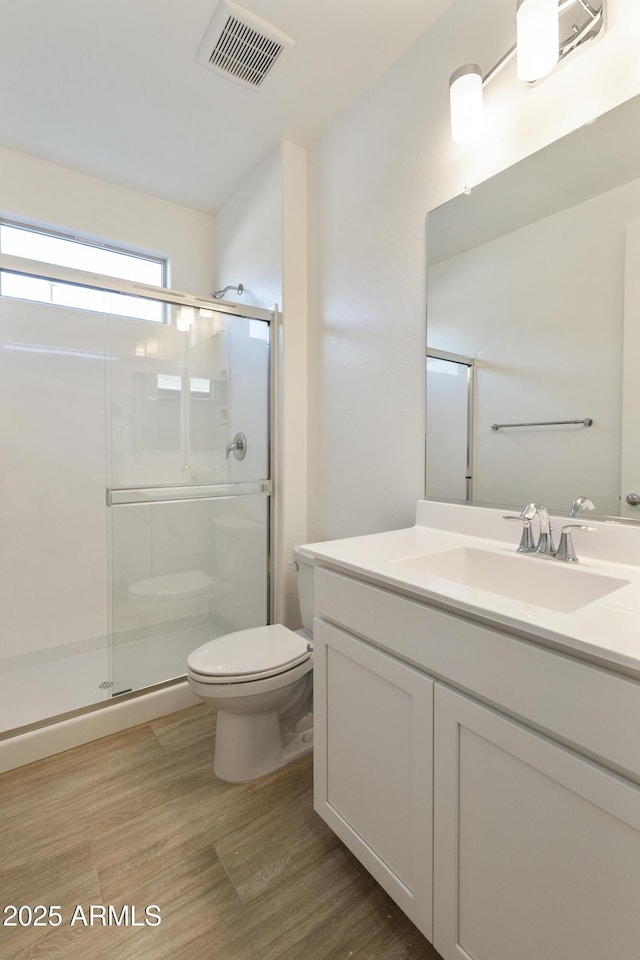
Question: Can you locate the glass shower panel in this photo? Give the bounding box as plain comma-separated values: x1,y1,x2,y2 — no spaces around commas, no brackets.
109,492,268,694
0,268,273,733
107,296,271,694
0,296,110,732
108,306,270,488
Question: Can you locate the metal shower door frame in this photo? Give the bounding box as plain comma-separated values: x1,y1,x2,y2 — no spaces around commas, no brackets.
426,347,476,502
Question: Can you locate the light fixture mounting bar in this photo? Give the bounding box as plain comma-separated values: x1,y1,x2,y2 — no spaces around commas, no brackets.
483,44,517,85
573,0,598,16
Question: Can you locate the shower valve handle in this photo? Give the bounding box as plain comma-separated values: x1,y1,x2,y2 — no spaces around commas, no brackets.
225,432,247,461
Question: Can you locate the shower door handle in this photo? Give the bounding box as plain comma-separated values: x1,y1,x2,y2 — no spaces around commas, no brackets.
225,432,247,460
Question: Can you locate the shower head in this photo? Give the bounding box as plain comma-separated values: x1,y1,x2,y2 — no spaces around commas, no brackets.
211,283,244,300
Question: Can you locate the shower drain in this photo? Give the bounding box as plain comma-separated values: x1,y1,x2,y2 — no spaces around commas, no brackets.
98,680,132,696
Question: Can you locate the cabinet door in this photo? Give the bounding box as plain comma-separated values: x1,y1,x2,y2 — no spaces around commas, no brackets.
313,618,434,939
434,684,640,960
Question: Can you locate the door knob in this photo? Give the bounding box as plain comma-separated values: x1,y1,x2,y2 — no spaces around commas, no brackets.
626,492,640,506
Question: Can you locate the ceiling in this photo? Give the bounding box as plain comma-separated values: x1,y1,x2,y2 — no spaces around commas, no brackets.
0,0,455,213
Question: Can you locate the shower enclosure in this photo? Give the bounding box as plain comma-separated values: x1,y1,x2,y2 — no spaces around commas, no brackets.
0,255,274,734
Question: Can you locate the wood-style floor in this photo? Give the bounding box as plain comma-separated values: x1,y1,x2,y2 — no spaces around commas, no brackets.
0,704,442,960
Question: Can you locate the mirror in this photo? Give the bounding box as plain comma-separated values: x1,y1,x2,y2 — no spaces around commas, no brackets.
426,93,640,522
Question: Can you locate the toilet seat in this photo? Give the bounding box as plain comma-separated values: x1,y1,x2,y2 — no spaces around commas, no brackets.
187,624,312,684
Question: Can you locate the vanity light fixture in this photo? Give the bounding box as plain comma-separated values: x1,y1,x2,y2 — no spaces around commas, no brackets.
449,0,605,144
516,0,559,81
449,65,484,145
177,305,195,332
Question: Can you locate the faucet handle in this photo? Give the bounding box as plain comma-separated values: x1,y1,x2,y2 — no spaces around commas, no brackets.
503,515,535,553
225,431,247,460
520,502,541,521
569,496,595,517
555,524,597,562
532,505,557,557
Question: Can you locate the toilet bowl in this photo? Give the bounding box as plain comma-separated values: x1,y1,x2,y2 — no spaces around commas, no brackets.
128,569,216,624
186,547,315,783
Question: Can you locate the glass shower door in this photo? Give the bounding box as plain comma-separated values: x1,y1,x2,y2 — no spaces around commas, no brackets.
0,294,110,731
107,298,271,696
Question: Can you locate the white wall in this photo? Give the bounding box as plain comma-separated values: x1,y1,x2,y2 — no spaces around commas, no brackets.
0,144,216,294
215,145,283,309
279,143,309,624
307,0,640,542
215,142,308,625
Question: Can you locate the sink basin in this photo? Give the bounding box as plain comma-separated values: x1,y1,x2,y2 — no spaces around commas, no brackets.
391,547,630,613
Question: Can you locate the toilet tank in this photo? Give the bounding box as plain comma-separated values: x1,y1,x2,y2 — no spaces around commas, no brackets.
293,546,315,634
212,516,263,584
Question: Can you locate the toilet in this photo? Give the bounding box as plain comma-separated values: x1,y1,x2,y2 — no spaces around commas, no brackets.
186,546,315,783
128,569,217,624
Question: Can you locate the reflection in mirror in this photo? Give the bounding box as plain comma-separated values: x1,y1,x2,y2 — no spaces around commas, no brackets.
426,350,474,502
426,94,640,521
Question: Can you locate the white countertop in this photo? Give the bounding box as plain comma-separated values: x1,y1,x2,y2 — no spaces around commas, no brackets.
303,501,640,679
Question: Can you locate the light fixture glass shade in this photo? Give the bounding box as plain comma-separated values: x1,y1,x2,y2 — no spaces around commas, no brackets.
516,0,559,82
449,64,484,144
177,305,195,332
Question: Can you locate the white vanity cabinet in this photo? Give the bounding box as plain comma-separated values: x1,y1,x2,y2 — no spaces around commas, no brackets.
433,684,640,960
312,563,640,960
313,618,434,939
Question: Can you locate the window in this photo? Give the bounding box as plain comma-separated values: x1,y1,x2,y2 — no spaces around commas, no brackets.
157,375,213,398
0,221,167,322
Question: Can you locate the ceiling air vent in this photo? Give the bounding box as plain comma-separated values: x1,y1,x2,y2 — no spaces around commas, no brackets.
196,0,294,89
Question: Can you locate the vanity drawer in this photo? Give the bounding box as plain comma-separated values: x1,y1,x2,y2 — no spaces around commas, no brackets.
314,565,640,781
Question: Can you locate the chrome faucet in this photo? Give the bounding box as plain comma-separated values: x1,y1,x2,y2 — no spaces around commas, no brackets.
555,524,597,562
568,496,595,517
504,502,554,555
534,505,555,556
502,502,539,553
504,501,596,561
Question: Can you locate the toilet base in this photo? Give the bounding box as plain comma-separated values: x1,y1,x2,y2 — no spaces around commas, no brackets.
213,708,313,783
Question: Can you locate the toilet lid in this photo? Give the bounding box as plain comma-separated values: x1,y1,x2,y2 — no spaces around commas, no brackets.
187,624,312,682
129,570,214,600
